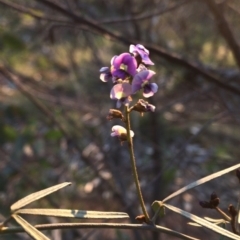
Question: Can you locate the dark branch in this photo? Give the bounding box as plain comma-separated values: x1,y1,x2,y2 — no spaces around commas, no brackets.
203,0,240,68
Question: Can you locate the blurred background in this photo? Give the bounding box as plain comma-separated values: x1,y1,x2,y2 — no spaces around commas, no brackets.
0,0,240,239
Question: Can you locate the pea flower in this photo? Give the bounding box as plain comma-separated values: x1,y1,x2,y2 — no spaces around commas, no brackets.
111,53,137,80
132,70,158,98
100,67,112,82
111,125,134,141
129,44,154,65
110,82,132,108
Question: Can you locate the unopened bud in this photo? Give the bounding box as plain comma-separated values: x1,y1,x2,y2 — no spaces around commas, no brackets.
199,201,211,208
135,214,147,223
210,192,218,200
210,198,220,208
228,204,237,217
107,109,124,121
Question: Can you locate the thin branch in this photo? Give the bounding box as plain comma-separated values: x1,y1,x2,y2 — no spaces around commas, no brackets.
100,0,190,24
203,0,240,68
33,0,240,97
0,0,71,24
0,223,199,240
1,0,239,97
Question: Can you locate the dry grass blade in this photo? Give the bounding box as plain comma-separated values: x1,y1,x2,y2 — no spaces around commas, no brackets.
163,163,240,202
11,182,71,211
16,209,129,219
164,203,240,240
12,214,50,240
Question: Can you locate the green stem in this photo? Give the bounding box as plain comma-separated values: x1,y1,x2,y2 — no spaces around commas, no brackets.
124,106,150,223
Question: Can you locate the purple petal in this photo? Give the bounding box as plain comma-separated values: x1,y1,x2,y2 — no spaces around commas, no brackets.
129,44,154,65
111,125,125,137
143,83,158,98
112,69,128,80
132,70,156,94
116,100,122,108
111,125,134,138
143,89,154,98
100,72,112,82
110,83,132,100
136,44,149,54
100,67,109,73
150,83,158,93
112,53,137,76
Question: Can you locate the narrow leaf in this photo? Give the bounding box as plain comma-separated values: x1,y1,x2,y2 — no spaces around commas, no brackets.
188,222,202,227
164,203,240,240
16,209,129,219
11,182,71,211
12,214,50,240
163,163,240,202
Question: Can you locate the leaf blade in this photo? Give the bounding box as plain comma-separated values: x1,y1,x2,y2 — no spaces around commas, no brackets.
164,203,240,240
12,214,50,240
16,209,129,219
11,182,71,211
163,163,240,202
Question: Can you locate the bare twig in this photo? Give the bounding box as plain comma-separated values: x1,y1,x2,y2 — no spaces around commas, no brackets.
1,0,239,97
100,1,190,24
32,0,240,97
0,0,71,23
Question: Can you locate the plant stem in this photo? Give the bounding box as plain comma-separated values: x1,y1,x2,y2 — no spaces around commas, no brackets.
124,106,150,223
215,207,231,221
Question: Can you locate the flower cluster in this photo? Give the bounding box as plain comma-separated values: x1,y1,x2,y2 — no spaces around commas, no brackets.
99,44,157,141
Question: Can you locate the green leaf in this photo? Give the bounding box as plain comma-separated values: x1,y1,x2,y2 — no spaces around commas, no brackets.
11,182,71,211
12,214,50,240
16,209,129,219
162,163,240,202
151,201,165,218
164,203,240,240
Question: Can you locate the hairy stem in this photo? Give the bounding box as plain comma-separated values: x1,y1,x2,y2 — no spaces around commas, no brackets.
124,106,150,223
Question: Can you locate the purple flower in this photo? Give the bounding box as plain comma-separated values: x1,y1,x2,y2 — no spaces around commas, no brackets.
111,53,137,79
132,70,158,98
111,125,134,141
110,83,132,108
129,44,154,65
100,67,112,82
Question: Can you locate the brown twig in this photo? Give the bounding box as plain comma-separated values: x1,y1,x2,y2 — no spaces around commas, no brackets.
2,0,240,97
100,0,190,24
33,0,240,97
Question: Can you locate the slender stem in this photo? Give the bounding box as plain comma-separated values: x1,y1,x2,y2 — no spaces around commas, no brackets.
124,106,150,223
0,223,199,240
215,207,231,221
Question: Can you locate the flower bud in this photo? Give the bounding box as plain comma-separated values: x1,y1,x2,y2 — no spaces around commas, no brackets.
107,109,124,121
199,201,211,208
228,204,237,217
